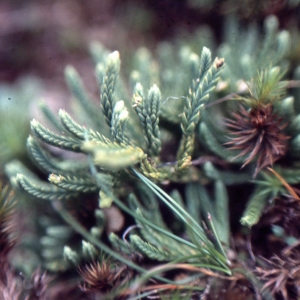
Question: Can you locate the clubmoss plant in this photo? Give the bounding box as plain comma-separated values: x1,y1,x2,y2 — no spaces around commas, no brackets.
4,45,231,297
5,13,300,299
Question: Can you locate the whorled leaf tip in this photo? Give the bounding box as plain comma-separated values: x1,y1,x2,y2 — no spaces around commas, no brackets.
202,46,211,56
108,51,120,63
58,109,66,116
16,173,24,180
27,135,34,143
30,118,38,127
135,82,143,90
82,240,97,257
114,100,125,113
150,84,160,92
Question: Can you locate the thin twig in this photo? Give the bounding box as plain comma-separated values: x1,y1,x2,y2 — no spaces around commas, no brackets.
204,93,239,107
267,167,300,200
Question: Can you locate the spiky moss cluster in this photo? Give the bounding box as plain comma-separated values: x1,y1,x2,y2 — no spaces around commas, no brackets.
225,67,290,177
252,195,300,300
219,65,300,228
226,104,288,177
78,260,127,293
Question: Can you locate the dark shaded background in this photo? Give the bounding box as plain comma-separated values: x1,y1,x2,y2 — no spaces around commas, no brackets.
1,0,298,83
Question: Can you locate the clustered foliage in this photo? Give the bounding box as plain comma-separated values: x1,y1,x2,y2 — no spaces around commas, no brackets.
4,14,300,299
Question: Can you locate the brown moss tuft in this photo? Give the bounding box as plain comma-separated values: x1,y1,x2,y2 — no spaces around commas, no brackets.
78,260,129,293
225,104,288,177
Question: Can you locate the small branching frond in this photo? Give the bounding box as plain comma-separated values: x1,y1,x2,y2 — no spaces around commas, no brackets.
110,100,130,145
100,51,121,126
240,188,272,227
82,240,98,260
58,109,108,143
63,245,80,265
132,82,146,130
48,174,98,193
31,119,82,152
177,52,224,168
130,234,171,261
181,56,224,136
26,136,84,176
144,85,162,156
15,174,79,200
132,83,162,156
82,140,145,170
198,47,212,80
240,168,295,227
